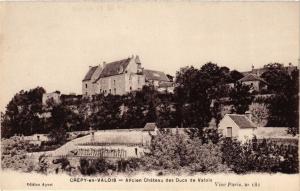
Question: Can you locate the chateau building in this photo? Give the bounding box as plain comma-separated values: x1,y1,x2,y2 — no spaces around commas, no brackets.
82,55,171,97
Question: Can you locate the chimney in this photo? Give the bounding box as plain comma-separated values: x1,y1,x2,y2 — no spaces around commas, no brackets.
135,55,141,64
251,64,254,71
245,111,252,121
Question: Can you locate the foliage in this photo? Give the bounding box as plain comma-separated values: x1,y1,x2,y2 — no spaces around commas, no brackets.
1,87,45,138
144,130,227,173
249,102,269,127
37,154,50,174
229,82,253,114
78,158,116,175
156,103,176,129
186,139,228,173
89,94,123,130
262,63,292,94
229,70,244,83
1,137,34,172
220,137,299,174
46,104,70,144
144,130,188,170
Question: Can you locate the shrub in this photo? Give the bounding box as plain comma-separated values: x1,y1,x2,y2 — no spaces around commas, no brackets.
220,137,299,174
1,137,35,172
78,158,114,175
186,139,228,173
144,130,188,170
94,158,109,173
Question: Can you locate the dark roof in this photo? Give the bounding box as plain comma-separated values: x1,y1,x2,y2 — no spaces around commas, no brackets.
94,58,131,82
227,114,256,128
82,66,98,81
239,74,267,84
143,123,157,131
143,69,170,82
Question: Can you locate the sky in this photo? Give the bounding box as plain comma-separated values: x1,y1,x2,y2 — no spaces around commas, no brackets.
0,2,299,112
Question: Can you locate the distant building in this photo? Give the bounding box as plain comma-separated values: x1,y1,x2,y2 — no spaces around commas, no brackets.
242,63,298,77
42,91,61,105
238,74,268,92
143,69,170,88
218,113,257,142
82,55,172,97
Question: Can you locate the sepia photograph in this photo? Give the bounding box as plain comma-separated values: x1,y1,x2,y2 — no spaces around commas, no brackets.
0,1,299,190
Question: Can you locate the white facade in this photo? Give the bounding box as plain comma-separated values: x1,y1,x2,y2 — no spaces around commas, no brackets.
218,114,257,142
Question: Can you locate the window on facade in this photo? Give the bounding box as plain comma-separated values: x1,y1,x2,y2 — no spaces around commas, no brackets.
85,84,88,88
109,89,111,94
227,127,232,137
114,88,116,94
100,89,102,93
130,86,132,91
113,80,116,85
135,148,138,156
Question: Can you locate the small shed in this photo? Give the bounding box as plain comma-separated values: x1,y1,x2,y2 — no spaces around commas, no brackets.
218,114,257,142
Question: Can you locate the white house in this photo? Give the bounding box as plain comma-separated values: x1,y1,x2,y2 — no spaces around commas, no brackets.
218,114,257,142
238,74,268,92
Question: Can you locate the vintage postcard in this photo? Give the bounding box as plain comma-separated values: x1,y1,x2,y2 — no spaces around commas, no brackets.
0,1,299,190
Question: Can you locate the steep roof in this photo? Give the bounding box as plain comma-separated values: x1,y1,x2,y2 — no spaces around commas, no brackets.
227,114,256,128
94,58,131,82
82,66,98,81
239,74,267,83
143,69,170,82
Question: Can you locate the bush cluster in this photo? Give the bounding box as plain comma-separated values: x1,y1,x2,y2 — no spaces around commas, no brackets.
143,130,228,174
220,137,299,174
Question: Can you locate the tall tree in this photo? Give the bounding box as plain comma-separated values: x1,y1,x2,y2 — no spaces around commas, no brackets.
1,87,45,138
229,82,253,114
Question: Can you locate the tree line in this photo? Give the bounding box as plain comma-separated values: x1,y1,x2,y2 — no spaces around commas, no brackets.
1,62,299,139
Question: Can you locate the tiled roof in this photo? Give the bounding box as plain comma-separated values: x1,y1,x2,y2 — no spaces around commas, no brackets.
158,81,174,88
143,123,157,131
239,74,267,83
227,114,256,128
82,66,98,81
143,69,170,82
94,58,131,82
